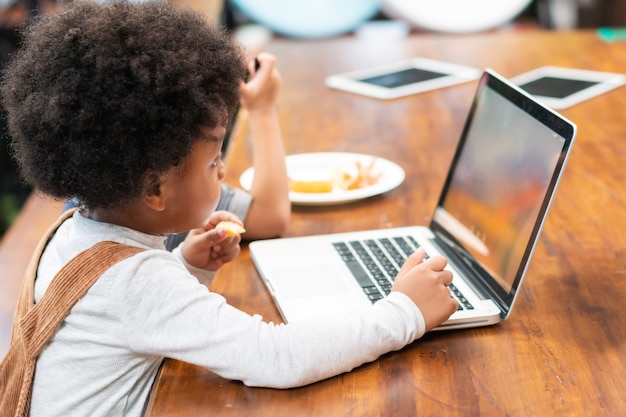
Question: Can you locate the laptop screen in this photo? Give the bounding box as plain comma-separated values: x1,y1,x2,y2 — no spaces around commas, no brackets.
431,70,575,311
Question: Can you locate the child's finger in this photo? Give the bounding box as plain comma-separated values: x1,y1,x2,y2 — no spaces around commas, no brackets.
199,228,229,247
397,247,426,276
422,255,448,272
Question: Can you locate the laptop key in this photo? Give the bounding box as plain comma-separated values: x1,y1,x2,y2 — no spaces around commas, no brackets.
449,283,474,310
362,286,380,295
379,238,407,266
393,236,415,257
343,260,375,288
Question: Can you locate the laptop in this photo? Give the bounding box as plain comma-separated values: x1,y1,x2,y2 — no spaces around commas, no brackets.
249,68,576,330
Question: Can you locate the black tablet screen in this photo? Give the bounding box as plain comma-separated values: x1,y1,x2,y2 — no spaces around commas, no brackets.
518,76,599,99
357,68,448,89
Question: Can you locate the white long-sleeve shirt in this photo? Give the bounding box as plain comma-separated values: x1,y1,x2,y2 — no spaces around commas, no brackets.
30,211,425,417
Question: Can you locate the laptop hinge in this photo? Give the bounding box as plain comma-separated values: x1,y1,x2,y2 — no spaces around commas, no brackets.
431,233,510,319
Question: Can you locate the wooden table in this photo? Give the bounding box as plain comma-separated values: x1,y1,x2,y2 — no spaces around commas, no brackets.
0,194,63,354
2,29,626,416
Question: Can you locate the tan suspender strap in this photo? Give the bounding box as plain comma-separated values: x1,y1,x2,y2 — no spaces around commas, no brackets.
1,209,147,417
11,208,78,342
18,241,146,359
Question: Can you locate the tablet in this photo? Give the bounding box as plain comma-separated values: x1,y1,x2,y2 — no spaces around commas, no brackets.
511,66,626,109
325,58,481,99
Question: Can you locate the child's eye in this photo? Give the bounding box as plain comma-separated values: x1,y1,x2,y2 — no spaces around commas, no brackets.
210,155,222,167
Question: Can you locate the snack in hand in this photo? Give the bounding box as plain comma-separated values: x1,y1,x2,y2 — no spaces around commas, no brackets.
216,220,246,236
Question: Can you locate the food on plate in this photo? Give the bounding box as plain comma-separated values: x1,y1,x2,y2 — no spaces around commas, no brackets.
288,180,334,193
288,157,382,194
216,220,246,236
333,158,382,191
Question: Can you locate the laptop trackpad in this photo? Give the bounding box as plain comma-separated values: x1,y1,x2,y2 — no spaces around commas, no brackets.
266,264,367,322
269,264,353,298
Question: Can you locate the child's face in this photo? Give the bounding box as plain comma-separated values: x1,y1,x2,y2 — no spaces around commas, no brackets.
162,127,226,232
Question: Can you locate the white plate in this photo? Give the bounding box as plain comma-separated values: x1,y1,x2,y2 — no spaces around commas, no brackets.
239,152,405,206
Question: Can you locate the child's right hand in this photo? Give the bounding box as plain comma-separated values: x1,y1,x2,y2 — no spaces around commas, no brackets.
180,211,243,271
391,248,458,332
240,53,281,113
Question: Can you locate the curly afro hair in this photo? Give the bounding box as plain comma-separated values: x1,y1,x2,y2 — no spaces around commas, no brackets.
0,0,246,209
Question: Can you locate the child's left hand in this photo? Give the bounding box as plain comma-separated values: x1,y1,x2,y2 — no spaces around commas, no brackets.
180,211,244,271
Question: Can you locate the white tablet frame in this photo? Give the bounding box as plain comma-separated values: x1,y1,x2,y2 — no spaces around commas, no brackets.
324,58,481,100
511,66,626,109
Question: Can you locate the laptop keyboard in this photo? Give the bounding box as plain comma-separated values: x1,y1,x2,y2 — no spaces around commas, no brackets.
333,236,474,311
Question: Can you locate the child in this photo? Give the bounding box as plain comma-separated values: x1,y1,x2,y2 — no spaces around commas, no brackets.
63,49,291,249
0,1,458,416
60,33,290,246
163,47,291,248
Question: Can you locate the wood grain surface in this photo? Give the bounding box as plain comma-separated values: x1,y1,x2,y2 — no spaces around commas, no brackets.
2,29,625,417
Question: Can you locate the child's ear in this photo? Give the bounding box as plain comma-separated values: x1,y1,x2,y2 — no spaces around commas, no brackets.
143,173,166,211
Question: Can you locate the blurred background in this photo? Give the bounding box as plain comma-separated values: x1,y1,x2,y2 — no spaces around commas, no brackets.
1,0,624,238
